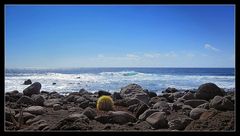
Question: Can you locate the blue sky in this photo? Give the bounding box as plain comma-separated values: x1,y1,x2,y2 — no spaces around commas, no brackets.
5,5,235,68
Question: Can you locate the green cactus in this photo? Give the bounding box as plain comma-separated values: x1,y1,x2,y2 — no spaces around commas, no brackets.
96,95,114,111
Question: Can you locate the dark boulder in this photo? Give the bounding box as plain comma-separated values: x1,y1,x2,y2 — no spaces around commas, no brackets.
24,79,32,85
146,112,168,129
23,82,41,97
98,90,111,97
164,87,178,93
195,83,224,101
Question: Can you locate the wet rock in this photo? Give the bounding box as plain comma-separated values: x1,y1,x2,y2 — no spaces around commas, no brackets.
146,112,168,129
209,96,234,111
195,83,224,101
52,83,56,85
184,99,209,108
23,82,41,97
23,79,32,85
17,96,34,105
190,108,207,120
24,106,45,115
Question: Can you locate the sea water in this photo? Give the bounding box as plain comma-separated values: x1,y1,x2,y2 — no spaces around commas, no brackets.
5,68,235,95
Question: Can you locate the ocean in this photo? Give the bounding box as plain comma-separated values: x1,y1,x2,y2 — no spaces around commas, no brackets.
5,68,235,95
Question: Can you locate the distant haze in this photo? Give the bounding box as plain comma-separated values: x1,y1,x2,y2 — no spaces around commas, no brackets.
5,5,235,68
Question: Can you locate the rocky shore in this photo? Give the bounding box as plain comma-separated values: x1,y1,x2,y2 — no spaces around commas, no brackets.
5,81,235,131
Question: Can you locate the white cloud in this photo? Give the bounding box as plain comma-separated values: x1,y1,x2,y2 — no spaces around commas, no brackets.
165,51,177,57
144,53,161,58
126,54,140,60
204,44,220,52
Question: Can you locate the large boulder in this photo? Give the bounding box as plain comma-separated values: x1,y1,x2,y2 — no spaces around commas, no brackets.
184,99,209,108
189,108,207,120
24,106,45,115
209,96,234,111
120,84,149,104
146,112,168,129
195,83,224,101
23,82,41,97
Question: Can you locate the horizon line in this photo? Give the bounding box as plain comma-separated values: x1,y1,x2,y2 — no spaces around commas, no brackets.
5,66,235,70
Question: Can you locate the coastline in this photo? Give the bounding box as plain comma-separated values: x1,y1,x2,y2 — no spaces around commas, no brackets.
5,82,235,131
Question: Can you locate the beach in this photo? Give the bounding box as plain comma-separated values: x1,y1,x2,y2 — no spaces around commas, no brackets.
5,81,235,131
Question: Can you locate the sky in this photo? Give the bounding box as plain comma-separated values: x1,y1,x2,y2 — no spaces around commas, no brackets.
5,5,235,68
